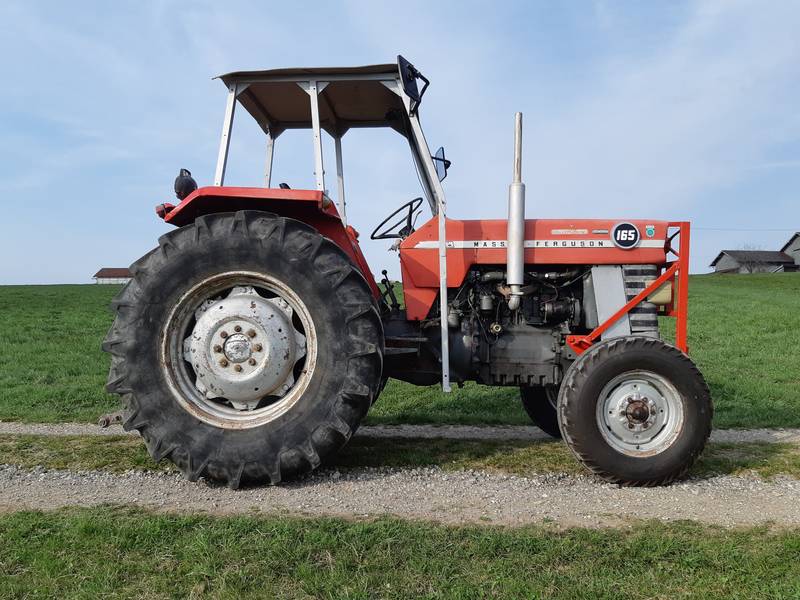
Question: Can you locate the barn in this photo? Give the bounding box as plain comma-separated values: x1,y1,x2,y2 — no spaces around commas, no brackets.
711,232,800,274
93,268,132,284
710,250,798,274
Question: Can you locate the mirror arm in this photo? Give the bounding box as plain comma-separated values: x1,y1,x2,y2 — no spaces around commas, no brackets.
411,74,429,115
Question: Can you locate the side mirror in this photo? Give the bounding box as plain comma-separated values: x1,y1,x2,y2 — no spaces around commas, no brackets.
397,55,429,115
433,147,451,181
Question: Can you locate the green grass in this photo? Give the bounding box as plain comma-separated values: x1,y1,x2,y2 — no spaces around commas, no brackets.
678,274,800,428
1,273,800,428
2,434,800,480
369,381,527,425
0,285,120,422
0,507,798,598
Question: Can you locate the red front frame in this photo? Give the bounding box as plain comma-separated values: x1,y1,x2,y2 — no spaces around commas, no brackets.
566,222,690,355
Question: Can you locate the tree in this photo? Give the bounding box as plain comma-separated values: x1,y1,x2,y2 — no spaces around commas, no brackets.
736,244,767,273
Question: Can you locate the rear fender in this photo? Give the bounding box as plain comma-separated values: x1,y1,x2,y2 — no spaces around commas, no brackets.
156,186,380,297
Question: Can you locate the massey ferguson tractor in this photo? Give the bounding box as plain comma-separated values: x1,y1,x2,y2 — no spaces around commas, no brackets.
104,57,712,488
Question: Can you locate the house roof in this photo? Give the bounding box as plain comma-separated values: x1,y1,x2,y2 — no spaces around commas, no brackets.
710,250,795,267
780,232,800,252
93,268,131,278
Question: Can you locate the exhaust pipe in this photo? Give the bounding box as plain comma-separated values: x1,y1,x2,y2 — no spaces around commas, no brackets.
507,112,525,311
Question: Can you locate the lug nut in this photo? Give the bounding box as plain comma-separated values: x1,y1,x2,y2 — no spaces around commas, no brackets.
213,345,222,353
247,329,256,338
219,359,229,367
248,358,256,366
234,364,243,372
234,325,242,333
627,423,634,429
220,331,228,339
254,344,263,352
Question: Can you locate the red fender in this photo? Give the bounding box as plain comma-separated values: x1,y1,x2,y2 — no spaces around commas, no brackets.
156,186,380,297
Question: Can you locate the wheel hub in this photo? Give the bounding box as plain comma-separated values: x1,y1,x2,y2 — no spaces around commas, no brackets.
625,398,653,425
183,286,306,410
223,333,252,363
596,372,684,456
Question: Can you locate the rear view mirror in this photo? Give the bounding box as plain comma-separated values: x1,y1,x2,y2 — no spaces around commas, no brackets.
398,55,429,115
433,146,451,181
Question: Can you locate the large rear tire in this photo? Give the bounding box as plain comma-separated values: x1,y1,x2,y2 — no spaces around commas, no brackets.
558,336,712,486
103,211,383,488
519,385,561,438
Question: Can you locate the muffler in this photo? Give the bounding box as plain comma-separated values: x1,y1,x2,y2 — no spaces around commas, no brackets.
507,112,525,311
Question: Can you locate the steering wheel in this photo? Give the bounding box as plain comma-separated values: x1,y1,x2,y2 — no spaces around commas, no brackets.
370,197,424,240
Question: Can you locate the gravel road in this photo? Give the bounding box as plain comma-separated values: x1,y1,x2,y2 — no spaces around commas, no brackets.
1,421,799,444
1,422,798,527
1,464,798,528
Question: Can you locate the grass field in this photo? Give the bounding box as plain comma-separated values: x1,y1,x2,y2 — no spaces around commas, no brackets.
0,507,798,598
2,434,799,480
1,273,799,427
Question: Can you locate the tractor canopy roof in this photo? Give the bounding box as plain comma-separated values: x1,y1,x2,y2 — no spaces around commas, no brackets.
216,63,408,137
210,57,443,217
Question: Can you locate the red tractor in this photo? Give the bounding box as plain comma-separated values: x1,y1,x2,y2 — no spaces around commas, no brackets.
104,57,712,488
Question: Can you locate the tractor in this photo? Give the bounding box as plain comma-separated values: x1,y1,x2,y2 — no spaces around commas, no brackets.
104,57,712,488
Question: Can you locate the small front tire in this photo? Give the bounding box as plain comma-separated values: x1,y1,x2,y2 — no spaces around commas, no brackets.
558,336,712,486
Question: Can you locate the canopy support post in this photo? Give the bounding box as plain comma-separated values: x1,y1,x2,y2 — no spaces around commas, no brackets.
334,134,346,226
264,132,274,188
299,80,327,193
400,93,451,393
214,84,238,186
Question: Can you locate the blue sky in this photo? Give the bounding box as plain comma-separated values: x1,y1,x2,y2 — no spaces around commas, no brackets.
1,0,799,283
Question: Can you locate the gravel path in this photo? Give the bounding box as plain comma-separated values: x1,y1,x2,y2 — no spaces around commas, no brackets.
1,421,799,444
1,465,798,528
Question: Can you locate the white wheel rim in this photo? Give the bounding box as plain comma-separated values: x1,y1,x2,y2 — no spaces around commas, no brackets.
161,271,317,430
596,370,685,457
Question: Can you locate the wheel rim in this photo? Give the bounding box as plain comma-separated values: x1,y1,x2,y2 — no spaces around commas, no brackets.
595,370,684,457
161,271,317,429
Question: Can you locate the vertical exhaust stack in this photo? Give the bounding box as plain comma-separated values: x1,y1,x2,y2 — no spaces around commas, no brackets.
507,112,525,311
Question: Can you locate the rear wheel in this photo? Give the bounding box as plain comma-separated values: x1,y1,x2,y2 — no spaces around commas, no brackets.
558,336,712,486
519,385,561,438
103,211,383,488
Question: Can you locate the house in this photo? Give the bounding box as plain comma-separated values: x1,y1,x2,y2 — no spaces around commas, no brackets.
710,250,798,274
93,268,132,284
710,232,800,274
780,232,800,264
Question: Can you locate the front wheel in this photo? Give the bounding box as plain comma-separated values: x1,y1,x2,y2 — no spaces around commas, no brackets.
558,336,712,486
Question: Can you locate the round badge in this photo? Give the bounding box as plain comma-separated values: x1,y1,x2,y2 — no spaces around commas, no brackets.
611,222,640,249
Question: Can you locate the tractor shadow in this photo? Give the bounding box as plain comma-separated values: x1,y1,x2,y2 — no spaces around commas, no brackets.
325,436,579,477
690,441,800,479
313,437,800,482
